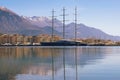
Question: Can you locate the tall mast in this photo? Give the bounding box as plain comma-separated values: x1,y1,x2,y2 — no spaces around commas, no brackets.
51,9,55,42
62,7,66,39
75,7,78,80
51,10,55,80
75,7,77,42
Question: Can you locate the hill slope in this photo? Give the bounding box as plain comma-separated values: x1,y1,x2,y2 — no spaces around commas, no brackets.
64,23,120,41
0,7,60,36
0,7,120,41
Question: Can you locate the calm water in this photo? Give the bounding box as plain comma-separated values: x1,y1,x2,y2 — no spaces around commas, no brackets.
0,46,120,80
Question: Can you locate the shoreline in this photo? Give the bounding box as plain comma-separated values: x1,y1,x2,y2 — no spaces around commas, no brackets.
0,45,120,47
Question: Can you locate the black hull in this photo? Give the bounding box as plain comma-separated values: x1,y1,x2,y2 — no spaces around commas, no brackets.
41,41,87,46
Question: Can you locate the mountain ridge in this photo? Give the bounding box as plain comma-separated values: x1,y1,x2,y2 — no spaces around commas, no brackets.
0,7,60,36
0,7,120,41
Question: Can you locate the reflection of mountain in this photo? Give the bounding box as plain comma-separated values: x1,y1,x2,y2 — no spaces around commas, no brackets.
0,48,61,59
60,47,105,67
0,47,110,71
22,64,53,76
0,47,112,80
78,47,105,66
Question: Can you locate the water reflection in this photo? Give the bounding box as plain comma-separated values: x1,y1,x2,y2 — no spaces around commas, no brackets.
0,46,120,80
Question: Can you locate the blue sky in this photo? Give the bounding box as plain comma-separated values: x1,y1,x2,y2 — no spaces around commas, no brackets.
0,0,120,36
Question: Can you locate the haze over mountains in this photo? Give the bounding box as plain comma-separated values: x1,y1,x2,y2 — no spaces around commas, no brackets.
0,7,120,41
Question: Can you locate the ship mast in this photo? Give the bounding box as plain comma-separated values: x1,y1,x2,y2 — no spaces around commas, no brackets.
62,7,66,39
75,7,78,80
51,9,55,42
61,7,67,80
75,7,77,42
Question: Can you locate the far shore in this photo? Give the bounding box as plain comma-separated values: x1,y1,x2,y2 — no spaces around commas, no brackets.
0,44,120,47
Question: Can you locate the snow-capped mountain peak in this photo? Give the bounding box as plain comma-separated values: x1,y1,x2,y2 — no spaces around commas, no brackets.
0,6,7,10
22,16,62,27
22,16,51,22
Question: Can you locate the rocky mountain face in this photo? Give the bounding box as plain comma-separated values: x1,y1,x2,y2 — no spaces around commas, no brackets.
0,7,37,32
0,7,60,36
0,7,120,41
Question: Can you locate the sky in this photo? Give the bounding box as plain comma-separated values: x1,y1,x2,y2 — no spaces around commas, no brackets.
0,0,120,36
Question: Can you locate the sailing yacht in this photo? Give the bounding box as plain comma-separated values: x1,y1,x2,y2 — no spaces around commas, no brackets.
41,7,87,46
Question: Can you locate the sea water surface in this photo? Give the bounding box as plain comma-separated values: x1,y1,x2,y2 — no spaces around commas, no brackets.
0,46,120,80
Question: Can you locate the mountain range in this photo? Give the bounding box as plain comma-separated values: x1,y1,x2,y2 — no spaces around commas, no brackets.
0,7,120,41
